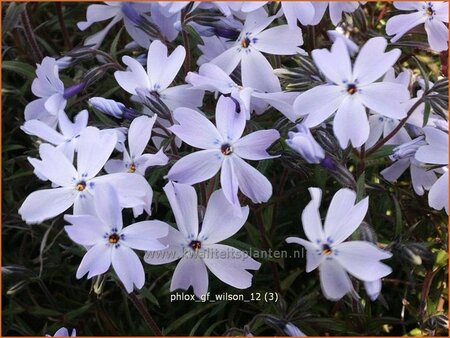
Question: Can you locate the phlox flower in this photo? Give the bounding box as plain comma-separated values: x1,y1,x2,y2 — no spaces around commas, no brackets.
166,96,280,210
197,35,234,66
286,188,392,301
21,110,88,162
18,127,151,224
114,40,204,112
415,127,449,213
210,10,304,93
144,182,261,298
294,37,409,148
381,136,439,196
105,115,168,217
65,184,168,293
25,57,66,128
386,2,449,52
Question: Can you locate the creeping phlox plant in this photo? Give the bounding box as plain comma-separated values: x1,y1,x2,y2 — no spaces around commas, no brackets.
2,1,448,336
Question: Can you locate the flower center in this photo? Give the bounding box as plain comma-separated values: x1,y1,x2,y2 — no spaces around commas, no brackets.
75,181,86,191
347,84,358,95
241,37,250,48
221,143,233,155
425,5,434,16
128,164,136,173
108,233,120,244
189,240,202,252
322,243,333,256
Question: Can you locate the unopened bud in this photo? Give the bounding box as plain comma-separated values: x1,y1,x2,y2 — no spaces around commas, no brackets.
89,97,126,118
286,124,325,164
390,136,426,161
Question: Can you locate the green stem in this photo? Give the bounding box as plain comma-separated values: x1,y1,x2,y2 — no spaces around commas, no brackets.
365,96,426,157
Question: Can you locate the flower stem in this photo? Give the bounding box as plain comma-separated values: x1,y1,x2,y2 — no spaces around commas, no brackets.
365,97,426,157
55,3,72,50
20,5,43,63
119,284,162,336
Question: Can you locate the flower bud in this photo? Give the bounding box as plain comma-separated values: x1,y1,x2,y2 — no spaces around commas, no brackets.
63,82,86,99
390,136,426,161
89,97,125,118
286,124,325,164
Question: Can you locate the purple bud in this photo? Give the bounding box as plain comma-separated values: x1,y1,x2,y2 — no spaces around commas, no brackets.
286,124,325,164
89,97,125,118
320,156,336,171
63,82,86,99
214,27,240,40
122,107,140,120
121,3,142,25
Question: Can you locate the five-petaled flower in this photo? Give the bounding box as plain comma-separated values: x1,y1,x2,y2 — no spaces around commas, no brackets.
166,95,280,211
286,187,392,301
294,37,410,148
144,182,261,298
65,184,168,293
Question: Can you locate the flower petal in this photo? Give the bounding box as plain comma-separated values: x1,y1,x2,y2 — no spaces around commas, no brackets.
76,243,111,279
215,95,246,143
233,129,280,160
161,85,204,111
19,188,76,224
415,127,448,165
163,181,199,238
147,40,186,90
210,46,242,75
319,258,354,301
293,85,345,127
121,220,169,251
334,241,392,281
166,150,223,185
21,120,65,145
144,226,186,265
64,214,107,246
286,237,322,273
358,82,409,119
220,157,240,209
93,183,123,232
352,37,401,85
77,127,117,179
428,171,448,213
114,56,151,95
325,192,368,245
112,245,145,293
170,257,209,298
301,187,325,244
170,107,222,149
312,38,352,85
32,143,78,186
241,47,281,92
199,189,249,244
254,25,303,55
386,12,426,43
232,155,272,203
380,158,410,182
128,115,157,159
203,244,261,289
333,96,369,148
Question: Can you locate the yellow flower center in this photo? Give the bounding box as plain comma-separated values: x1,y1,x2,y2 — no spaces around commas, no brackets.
108,233,120,244
128,164,136,173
